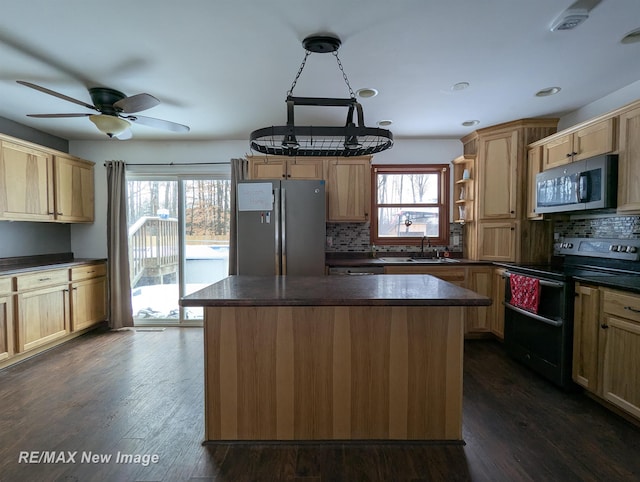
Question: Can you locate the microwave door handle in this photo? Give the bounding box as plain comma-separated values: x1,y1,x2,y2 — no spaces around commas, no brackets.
578,173,588,202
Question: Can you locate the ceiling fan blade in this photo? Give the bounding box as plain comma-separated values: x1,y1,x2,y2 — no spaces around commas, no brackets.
27,113,92,118
115,128,133,140
17,80,98,111
126,115,190,133
114,93,160,113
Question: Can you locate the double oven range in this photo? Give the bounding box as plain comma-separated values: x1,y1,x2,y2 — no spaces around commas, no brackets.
500,237,640,388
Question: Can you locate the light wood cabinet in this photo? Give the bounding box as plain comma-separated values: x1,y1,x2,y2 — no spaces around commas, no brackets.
617,105,640,212
70,263,107,332
572,283,600,391
54,155,95,222
466,266,493,333
326,157,371,222
542,118,616,169
0,140,54,221
599,288,640,420
15,270,70,353
0,135,95,223
248,156,324,180
0,277,14,362
478,130,517,220
477,221,517,262
491,268,506,339
461,119,557,263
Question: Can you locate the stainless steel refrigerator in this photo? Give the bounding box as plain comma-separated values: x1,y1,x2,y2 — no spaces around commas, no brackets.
236,179,326,275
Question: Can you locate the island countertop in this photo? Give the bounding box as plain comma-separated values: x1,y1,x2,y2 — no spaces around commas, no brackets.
180,274,492,307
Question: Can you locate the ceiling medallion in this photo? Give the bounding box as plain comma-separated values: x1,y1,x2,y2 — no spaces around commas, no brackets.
249,34,393,157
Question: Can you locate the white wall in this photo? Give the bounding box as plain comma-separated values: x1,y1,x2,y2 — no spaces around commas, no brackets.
558,79,640,130
68,138,462,258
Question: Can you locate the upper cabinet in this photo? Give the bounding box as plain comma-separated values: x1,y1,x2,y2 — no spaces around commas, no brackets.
248,156,324,180
0,134,95,223
460,119,558,263
246,155,371,222
0,140,54,221
617,104,640,212
541,118,616,169
452,155,475,224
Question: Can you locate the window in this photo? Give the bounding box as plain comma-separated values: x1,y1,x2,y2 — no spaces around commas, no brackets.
371,164,450,246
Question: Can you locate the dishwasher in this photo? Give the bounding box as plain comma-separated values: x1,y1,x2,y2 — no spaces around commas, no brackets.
328,266,385,275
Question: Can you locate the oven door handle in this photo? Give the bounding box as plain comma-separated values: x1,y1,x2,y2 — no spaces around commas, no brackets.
503,271,566,288
503,302,564,327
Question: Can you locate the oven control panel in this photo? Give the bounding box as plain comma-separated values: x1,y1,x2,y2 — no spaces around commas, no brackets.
555,237,640,261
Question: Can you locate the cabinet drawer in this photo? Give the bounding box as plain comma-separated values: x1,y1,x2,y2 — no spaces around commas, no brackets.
0,277,12,295
603,289,640,323
16,269,68,291
71,263,106,281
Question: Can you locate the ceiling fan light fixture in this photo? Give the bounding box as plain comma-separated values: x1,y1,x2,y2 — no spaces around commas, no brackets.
89,114,130,137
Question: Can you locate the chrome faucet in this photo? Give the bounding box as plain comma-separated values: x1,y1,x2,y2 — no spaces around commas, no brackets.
420,236,431,256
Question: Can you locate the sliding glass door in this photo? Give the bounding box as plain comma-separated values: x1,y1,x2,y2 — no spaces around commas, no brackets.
127,175,230,325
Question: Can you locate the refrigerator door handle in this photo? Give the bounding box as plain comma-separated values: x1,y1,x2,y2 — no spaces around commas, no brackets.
281,187,287,275
274,187,281,275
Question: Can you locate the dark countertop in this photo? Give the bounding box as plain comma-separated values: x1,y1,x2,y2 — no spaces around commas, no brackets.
0,253,106,276
181,274,492,307
325,256,489,267
573,274,640,294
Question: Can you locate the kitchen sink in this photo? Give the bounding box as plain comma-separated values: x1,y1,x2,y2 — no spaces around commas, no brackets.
378,257,460,264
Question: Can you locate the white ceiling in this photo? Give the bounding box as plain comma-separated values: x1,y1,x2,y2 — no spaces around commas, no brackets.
1,0,639,143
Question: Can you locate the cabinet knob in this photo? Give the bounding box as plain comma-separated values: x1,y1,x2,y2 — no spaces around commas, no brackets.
566,153,572,157
600,323,609,329
572,152,578,156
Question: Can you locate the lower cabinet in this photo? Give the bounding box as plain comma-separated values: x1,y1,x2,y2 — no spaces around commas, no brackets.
573,284,640,421
16,282,69,353
70,274,107,332
0,277,14,361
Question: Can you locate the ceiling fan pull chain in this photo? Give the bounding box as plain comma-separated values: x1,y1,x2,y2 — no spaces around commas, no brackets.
286,50,311,97
333,51,356,99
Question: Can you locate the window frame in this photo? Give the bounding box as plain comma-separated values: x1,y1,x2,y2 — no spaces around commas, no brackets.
370,164,450,246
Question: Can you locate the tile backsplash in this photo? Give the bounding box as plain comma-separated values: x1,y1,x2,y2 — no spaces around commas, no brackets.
326,223,464,253
554,214,640,239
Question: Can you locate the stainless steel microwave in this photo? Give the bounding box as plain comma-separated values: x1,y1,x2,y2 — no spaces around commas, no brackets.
535,154,618,214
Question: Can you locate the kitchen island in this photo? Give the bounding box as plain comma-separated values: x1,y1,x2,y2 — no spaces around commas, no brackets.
181,274,491,442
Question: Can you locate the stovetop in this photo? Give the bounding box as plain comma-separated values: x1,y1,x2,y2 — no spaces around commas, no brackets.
498,238,640,290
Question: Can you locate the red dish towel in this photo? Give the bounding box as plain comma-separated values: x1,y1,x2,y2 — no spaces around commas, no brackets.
510,274,540,314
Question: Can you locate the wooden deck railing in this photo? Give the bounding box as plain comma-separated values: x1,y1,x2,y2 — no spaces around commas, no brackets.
129,216,179,287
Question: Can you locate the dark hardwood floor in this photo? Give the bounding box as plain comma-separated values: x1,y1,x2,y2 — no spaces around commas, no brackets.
0,327,639,481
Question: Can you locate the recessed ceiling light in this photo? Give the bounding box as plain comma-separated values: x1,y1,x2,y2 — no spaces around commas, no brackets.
451,82,470,91
536,87,561,97
621,28,640,44
462,120,480,127
377,120,393,127
356,88,378,98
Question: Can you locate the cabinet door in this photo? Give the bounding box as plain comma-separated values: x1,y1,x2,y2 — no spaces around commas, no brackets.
466,267,493,333
0,293,14,362
478,131,517,219
573,118,616,162
287,159,324,179
0,140,54,220
16,284,69,353
491,268,506,339
326,158,370,222
527,146,543,220
54,155,95,222
572,283,600,391
248,158,287,179
477,221,517,261
542,133,573,169
617,106,640,212
71,276,107,331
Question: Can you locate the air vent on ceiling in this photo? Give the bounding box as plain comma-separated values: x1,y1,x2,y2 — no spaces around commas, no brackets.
550,7,589,31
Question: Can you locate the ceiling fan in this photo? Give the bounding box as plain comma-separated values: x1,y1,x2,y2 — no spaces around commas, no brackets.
16,80,190,139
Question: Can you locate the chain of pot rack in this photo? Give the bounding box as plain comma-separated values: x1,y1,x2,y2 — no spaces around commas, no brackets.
286,50,356,99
